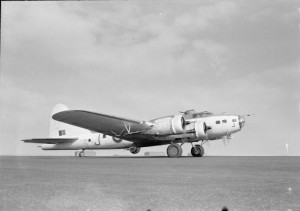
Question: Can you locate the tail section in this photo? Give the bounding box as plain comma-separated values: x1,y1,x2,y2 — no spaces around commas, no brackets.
49,104,91,138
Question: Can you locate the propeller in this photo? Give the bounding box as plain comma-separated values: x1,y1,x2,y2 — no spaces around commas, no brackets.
222,133,232,146
201,139,210,147
238,113,254,129
206,140,210,147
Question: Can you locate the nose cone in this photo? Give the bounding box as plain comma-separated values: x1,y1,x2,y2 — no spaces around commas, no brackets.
238,116,246,128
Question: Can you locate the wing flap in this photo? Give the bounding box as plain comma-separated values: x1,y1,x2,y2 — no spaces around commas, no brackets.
22,138,77,144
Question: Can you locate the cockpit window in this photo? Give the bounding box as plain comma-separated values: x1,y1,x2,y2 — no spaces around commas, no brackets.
196,111,214,117
222,120,227,123
184,110,214,118
216,120,220,124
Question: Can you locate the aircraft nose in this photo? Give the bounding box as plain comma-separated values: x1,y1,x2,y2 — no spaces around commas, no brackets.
238,116,245,128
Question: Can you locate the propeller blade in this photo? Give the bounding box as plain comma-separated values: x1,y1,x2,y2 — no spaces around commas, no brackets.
222,135,231,146
206,140,210,147
222,136,227,146
226,138,230,146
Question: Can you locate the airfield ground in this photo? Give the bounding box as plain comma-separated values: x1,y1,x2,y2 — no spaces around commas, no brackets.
0,156,299,211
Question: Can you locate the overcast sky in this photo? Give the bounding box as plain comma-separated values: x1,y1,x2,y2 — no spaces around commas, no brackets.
1,0,299,156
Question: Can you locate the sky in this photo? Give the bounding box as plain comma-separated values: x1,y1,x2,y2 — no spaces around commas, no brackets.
1,0,299,156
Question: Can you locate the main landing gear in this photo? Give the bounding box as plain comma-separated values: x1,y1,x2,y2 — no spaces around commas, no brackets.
167,143,183,158
166,143,205,158
191,144,204,157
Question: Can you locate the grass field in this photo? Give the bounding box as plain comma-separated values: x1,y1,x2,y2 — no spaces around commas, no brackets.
0,156,299,211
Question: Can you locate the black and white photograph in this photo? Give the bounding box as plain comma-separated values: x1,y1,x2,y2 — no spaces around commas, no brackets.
0,0,299,210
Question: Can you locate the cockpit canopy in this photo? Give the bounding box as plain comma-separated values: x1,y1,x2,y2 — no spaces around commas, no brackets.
195,111,214,117
183,109,196,115
183,110,214,119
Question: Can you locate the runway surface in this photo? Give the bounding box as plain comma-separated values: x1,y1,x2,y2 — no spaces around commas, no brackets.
0,156,299,211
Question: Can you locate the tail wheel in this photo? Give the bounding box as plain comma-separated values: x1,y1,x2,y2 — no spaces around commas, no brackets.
191,145,204,157
167,143,183,158
79,150,85,157
129,146,140,154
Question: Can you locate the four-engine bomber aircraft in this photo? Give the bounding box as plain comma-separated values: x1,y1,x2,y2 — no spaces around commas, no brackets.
22,104,246,158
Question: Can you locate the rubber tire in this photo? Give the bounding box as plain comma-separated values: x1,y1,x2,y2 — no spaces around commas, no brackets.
113,137,123,143
191,147,201,157
167,144,183,158
191,145,204,157
130,147,140,154
199,145,204,157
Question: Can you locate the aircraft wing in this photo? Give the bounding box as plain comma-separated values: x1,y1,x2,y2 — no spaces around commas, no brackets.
22,138,78,144
52,110,154,140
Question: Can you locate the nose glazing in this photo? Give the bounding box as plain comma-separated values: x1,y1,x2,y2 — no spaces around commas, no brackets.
238,116,245,128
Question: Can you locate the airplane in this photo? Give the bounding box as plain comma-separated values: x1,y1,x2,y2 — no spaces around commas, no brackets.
22,104,247,158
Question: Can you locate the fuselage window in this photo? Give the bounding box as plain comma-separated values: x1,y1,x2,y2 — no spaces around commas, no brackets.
88,139,91,142
222,120,227,123
216,120,220,124
58,130,65,136
232,119,237,122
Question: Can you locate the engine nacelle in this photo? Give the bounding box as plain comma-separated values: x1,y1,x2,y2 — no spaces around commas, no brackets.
194,120,208,138
146,114,185,136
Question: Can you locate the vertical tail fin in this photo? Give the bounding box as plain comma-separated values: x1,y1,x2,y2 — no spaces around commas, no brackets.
49,104,92,138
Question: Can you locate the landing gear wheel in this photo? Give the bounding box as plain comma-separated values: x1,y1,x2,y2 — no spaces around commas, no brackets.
191,145,204,157
167,143,183,158
79,150,85,157
129,146,140,154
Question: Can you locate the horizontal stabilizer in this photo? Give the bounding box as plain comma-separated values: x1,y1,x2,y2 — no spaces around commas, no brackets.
22,138,77,144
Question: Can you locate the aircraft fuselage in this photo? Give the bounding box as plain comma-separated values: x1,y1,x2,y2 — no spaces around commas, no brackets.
41,114,242,150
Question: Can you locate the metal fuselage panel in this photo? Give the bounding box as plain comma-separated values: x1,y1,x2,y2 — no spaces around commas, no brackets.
201,115,241,139
41,134,133,150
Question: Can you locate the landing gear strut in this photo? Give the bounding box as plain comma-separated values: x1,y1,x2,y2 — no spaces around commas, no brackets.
191,144,204,157
167,143,183,158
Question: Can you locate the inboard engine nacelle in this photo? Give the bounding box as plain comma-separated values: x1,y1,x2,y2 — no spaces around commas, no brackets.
194,120,208,138
146,114,186,136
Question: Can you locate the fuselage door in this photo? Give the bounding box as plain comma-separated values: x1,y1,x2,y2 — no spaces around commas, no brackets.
95,134,101,145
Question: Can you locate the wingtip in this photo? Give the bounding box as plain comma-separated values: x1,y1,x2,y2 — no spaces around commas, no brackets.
21,139,30,143
52,110,71,120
